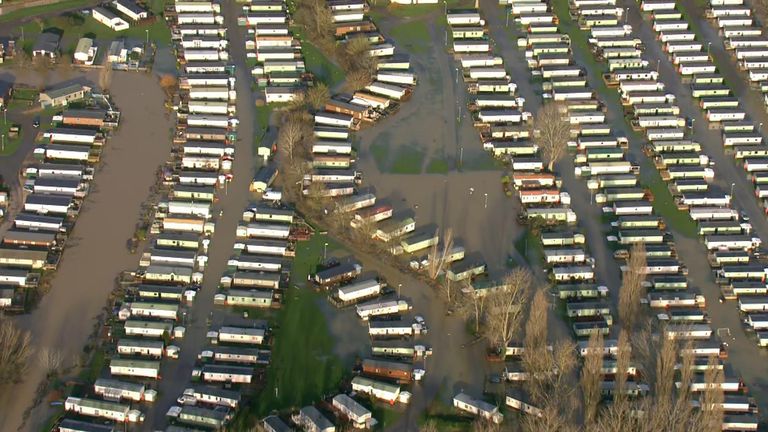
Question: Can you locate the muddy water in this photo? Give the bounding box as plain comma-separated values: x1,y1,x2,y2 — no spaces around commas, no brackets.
0,71,173,432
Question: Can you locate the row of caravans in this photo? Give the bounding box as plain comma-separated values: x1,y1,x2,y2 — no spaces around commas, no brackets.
580,2,758,425
633,0,762,415
4,105,123,312
508,0,617,344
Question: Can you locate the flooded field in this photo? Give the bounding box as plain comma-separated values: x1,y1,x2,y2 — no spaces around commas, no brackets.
0,70,173,432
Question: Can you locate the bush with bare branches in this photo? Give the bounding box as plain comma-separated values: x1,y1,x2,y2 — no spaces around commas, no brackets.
306,83,330,111
580,332,604,424
0,317,32,384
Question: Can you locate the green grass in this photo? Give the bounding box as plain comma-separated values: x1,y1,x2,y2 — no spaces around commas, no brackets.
13,9,171,52
0,121,24,156
79,347,106,383
368,404,404,430
513,228,543,266
463,152,502,171
243,235,345,419
391,146,424,174
0,0,92,23
641,162,698,237
12,87,39,102
302,41,346,88
426,157,450,174
388,19,431,54
370,136,391,171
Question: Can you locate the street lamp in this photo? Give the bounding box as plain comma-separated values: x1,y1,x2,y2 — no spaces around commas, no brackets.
707,42,712,56
323,242,328,261
730,182,735,201
397,283,402,298
506,7,511,27
759,122,764,133
484,193,488,209
145,29,149,47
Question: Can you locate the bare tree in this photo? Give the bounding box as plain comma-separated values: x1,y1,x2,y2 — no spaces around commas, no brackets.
306,83,330,111
441,277,455,304
696,356,724,432
419,420,439,432
345,69,374,92
99,62,113,93
462,285,486,334
277,111,312,163
613,329,631,404
619,242,647,330
522,289,550,403
580,332,604,425
533,102,570,171
427,228,454,280
295,0,335,54
0,317,32,384
159,73,178,103
38,347,63,377
484,268,532,358
654,329,677,403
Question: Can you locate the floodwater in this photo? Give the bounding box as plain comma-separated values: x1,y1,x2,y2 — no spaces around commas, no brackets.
358,11,525,276
0,70,173,432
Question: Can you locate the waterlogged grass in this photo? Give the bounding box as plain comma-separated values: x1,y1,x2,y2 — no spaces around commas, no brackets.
388,19,431,54
231,235,345,426
391,146,425,174
426,157,451,174
0,120,24,156
0,0,92,23
302,41,346,88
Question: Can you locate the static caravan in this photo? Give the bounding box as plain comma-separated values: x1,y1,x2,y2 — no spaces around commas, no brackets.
127,301,179,321
225,289,274,307
229,254,283,272
123,320,173,338
109,358,161,379
64,397,138,423
201,364,253,384
231,271,281,289
142,265,193,285
116,339,165,358
217,326,266,345
368,319,418,337
94,378,146,402
453,39,491,53
337,278,382,302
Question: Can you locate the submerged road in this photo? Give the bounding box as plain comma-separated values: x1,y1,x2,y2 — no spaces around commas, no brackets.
0,72,173,432
145,0,260,428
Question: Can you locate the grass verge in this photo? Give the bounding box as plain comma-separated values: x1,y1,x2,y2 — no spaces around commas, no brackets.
228,234,345,429
0,0,92,23
391,146,424,174
388,19,431,54
302,42,346,88
426,157,450,174
0,120,24,156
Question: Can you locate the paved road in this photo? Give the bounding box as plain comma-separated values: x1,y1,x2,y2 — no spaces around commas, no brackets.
621,0,768,413
144,1,259,428
0,71,173,432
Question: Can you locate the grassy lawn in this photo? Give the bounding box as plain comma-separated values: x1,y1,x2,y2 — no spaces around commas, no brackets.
513,227,543,267
388,19,431,54
302,42,346,88
15,9,170,54
0,0,92,23
247,234,345,417
368,404,404,430
391,146,424,174
0,121,24,156
426,157,450,174
462,153,502,171
370,135,391,172
641,162,698,237
79,347,106,382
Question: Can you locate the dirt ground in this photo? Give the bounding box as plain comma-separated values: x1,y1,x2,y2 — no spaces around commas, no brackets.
0,68,173,432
